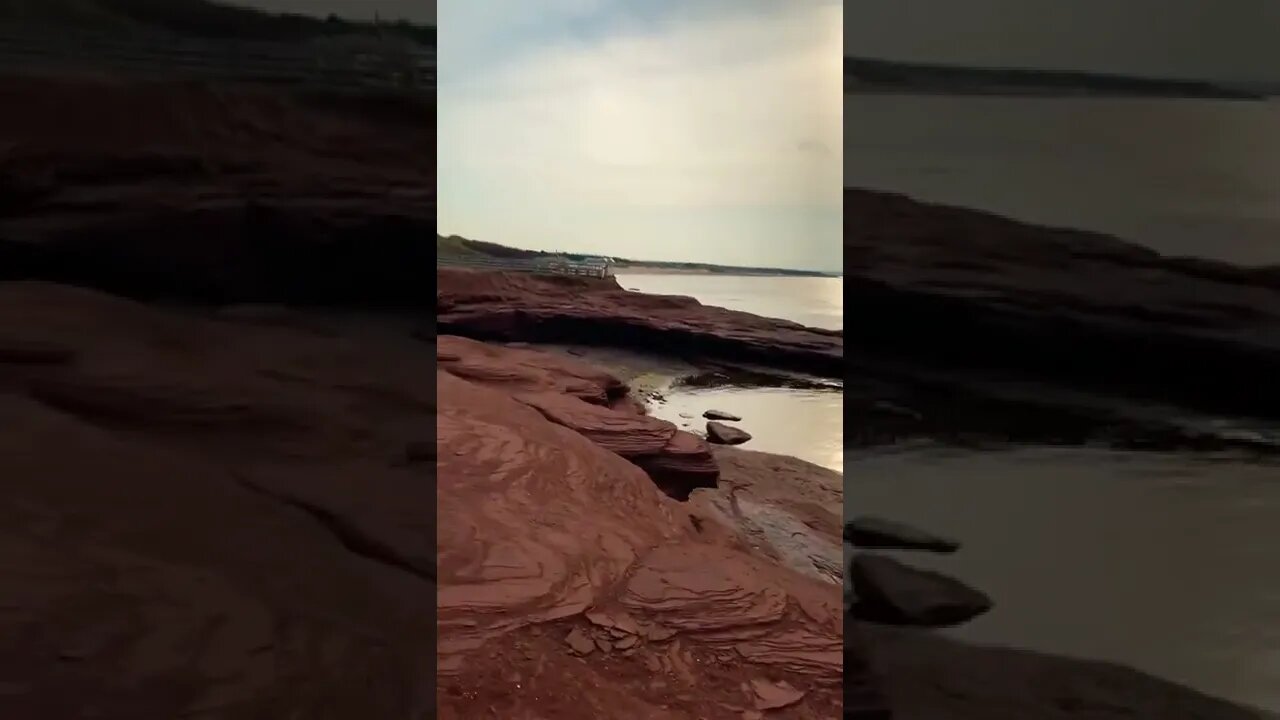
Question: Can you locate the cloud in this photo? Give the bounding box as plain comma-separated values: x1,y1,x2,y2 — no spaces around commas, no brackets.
437,1,842,271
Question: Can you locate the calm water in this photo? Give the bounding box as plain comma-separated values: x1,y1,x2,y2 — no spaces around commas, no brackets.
618,273,844,331
617,273,843,474
849,446,1280,714
652,387,843,473
846,96,1280,265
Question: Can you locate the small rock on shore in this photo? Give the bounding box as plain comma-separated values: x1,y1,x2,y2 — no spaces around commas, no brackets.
845,517,960,553
706,421,752,445
851,554,992,627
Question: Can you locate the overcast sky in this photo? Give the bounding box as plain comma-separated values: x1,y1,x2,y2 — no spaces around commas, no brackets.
437,0,842,273
846,0,1280,83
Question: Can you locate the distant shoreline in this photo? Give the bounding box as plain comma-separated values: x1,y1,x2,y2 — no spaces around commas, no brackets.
437,235,838,278
615,263,838,278
845,56,1267,101
845,85,1270,101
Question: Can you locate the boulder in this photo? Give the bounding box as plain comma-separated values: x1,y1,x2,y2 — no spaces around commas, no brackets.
851,554,992,627
844,517,960,553
706,421,752,445
703,409,742,421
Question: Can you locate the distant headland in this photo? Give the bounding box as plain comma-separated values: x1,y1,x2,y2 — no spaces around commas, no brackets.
437,235,840,277
845,56,1265,100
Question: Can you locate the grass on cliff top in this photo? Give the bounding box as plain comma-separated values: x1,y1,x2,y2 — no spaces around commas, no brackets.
0,0,435,45
437,236,488,260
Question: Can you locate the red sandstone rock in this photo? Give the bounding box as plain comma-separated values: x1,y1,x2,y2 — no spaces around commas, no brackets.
751,678,806,710
438,335,719,499
436,361,844,717
437,269,843,378
437,334,626,404
0,282,438,717
0,282,845,718
0,75,434,306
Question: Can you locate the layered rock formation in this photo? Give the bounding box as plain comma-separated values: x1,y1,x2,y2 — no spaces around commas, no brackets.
437,335,718,499
0,75,434,307
0,282,851,718
435,335,846,718
437,268,844,378
844,187,1280,447
0,282,439,718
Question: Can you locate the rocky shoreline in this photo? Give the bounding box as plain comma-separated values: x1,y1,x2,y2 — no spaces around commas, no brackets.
842,187,1280,719
844,187,1280,456
3,71,1276,718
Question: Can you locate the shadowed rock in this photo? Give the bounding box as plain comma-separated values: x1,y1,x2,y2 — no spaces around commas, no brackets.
0,76,434,308
707,421,752,445
863,622,1271,720
851,554,992,627
845,517,960,553
845,187,1280,425
704,409,742,421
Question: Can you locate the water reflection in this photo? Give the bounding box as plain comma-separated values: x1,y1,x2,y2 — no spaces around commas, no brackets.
651,386,843,473
618,273,843,331
847,446,1280,713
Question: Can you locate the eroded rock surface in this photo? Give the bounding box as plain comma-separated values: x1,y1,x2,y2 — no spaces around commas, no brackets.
435,340,846,718
845,187,1280,426
691,447,843,582
0,283,847,718
438,335,718,499
0,282,438,718
437,268,843,378
0,75,434,307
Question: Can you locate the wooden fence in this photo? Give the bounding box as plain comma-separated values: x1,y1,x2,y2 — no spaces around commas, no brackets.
0,23,434,94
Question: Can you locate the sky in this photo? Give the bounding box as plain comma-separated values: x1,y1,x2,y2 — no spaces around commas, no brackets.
436,0,843,273
845,0,1280,83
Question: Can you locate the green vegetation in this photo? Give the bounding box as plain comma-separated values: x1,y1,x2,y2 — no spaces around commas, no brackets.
0,0,435,45
436,235,494,260
437,235,554,261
